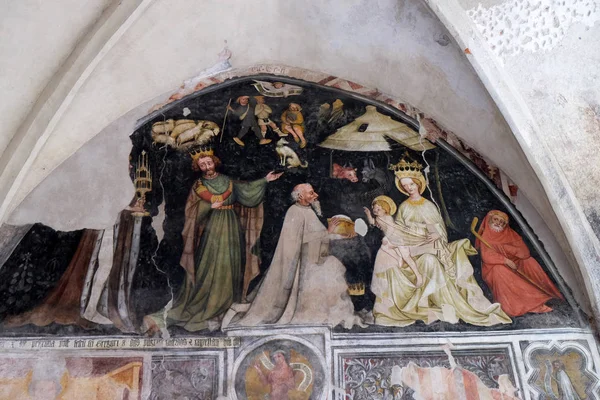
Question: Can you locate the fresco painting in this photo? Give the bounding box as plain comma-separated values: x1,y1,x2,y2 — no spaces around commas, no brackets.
523,341,600,400
0,73,595,399
342,347,519,399
0,356,142,399
236,339,324,400
0,77,575,335
533,355,587,400
149,355,218,399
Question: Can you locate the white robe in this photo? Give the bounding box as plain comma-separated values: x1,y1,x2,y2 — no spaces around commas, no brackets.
554,370,582,400
371,198,511,327
222,203,363,329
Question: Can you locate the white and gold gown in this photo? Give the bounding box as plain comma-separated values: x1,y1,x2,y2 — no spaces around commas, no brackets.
370,197,511,327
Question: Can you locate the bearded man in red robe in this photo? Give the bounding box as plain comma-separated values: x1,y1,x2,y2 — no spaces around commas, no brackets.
476,210,564,317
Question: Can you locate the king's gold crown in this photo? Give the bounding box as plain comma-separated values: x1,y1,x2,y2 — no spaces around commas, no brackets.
347,282,365,296
190,147,214,161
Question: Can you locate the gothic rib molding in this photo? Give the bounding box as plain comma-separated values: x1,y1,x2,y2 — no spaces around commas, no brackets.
0,0,155,224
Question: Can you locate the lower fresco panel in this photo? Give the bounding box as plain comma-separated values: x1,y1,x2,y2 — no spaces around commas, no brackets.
522,339,600,400
149,354,219,400
0,354,143,400
0,330,598,399
337,346,520,399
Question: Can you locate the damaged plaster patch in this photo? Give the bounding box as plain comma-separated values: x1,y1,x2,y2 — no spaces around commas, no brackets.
150,148,172,338
467,0,600,59
582,101,600,133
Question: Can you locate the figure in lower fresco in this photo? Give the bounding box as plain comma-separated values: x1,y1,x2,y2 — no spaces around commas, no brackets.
280,103,307,149
25,357,66,400
398,354,520,399
244,345,316,400
476,210,564,317
544,360,582,400
222,183,365,329
143,150,282,333
0,356,142,400
369,157,511,327
228,96,271,146
253,350,296,400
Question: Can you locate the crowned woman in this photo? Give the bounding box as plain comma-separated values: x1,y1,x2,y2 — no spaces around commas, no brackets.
369,156,511,327
144,148,282,333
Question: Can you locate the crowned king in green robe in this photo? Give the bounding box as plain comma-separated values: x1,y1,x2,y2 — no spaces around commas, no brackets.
153,174,268,332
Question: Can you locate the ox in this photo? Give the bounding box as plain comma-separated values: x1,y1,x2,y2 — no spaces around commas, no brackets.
332,163,358,183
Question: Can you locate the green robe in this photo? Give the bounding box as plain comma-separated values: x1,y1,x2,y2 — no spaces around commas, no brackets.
166,174,267,331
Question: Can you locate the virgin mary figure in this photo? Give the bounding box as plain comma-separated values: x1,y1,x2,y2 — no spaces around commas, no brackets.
369,157,511,327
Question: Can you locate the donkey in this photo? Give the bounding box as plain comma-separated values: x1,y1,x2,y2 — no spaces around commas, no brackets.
361,159,394,202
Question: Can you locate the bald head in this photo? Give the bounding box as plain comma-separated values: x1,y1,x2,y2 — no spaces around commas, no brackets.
292,184,318,206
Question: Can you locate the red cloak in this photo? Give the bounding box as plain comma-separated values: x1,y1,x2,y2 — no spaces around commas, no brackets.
476,211,563,317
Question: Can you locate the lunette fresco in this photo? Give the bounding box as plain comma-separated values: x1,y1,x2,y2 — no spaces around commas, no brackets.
0,75,594,400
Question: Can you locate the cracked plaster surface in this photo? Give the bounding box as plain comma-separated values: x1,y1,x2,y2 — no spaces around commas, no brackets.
491,21,600,235
467,0,599,59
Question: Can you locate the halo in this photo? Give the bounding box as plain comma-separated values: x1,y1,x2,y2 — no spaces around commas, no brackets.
372,195,397,216
394,173,427,196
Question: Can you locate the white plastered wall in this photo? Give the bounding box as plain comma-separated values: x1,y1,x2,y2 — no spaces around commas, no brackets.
0,0,113,153
0,0,596,316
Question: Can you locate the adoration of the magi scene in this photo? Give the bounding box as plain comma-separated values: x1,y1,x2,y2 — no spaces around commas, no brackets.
0,74,596,400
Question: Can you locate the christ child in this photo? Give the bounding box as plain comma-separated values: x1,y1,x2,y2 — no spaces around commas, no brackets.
364,196,423,288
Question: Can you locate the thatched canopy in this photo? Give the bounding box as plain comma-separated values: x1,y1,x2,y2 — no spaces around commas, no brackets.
318,105,435,151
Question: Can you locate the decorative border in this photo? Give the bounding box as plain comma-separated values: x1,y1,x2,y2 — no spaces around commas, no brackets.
0,336,240,351
0,330,597,399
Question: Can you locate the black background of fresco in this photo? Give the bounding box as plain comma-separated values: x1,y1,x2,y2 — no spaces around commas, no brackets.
0,78,576,334
0,225,82,318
